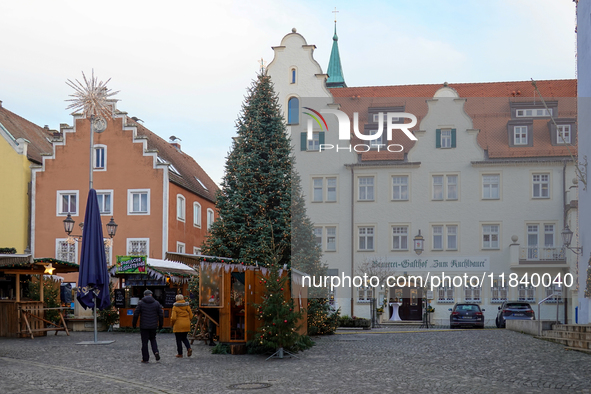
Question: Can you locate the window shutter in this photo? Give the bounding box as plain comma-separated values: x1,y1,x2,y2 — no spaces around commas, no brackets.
319,132,325,146
451,129,456,148
436,129,441,148
300,132,307,151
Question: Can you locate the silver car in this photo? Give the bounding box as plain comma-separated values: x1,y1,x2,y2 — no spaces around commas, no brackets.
495,301,535,328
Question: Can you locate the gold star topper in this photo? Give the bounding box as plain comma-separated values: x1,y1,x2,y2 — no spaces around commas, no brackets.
65,70,119,119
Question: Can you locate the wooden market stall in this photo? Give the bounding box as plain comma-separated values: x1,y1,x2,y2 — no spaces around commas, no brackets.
109,256,197,328
0,255,77,338
165,252,308,345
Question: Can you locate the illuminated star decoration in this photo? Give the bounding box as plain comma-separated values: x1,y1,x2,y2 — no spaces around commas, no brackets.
44,263,56,275
65,70,119,119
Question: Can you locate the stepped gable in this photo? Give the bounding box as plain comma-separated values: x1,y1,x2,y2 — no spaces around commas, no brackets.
129,118,219,203
330,79,577,161
0,103,53,163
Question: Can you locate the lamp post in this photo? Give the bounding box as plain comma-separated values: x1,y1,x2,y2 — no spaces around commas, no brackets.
561,225,583,255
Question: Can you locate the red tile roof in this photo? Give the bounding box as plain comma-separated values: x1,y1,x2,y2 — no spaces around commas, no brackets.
129,118,219,203
0,103,53,163
329,79,577,160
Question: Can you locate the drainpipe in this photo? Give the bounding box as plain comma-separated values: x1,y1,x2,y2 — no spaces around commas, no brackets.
350,165,355,316
562,161,568,324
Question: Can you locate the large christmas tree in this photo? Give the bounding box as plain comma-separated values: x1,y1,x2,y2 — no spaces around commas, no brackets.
202,72,292,265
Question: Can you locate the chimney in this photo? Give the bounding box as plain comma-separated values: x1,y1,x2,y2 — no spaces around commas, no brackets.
170,142,181,151
0,100,3,108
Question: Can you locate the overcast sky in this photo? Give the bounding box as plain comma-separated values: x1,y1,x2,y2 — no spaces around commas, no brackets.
1,0,577,185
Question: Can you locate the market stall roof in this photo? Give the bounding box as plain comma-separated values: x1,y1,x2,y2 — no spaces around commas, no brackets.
0,257,79,274
146,258,197,277
109,257,197,281
165,252,232,267
0,254,33,266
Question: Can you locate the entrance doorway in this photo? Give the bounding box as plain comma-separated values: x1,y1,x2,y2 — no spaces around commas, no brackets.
390,286,422,321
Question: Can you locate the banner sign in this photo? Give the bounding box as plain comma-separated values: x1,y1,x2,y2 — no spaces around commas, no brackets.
116,255,147,274
370,256,490,272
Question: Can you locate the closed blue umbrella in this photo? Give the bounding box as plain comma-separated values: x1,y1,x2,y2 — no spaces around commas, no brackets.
77,189,111,310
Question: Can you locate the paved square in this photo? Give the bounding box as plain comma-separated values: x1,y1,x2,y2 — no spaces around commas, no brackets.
1,328,590,393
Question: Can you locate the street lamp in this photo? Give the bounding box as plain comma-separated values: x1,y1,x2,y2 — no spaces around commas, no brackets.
106,217,118,238
63,213,75,236
561,225,583,255
63,213,118,241
413,230,424,255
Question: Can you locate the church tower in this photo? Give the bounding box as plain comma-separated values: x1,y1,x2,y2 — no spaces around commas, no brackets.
326,21,346,88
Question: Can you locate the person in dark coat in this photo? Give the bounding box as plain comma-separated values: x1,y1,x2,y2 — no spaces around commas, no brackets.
132,289,164,363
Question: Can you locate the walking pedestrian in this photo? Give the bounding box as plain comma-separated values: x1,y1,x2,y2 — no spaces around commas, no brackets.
171,294,193,358
132,289,163,363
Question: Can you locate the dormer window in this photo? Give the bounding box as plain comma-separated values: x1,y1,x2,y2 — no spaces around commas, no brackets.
372,113,399,123
557,125,571,144
514,126,528,145
516,108,552,117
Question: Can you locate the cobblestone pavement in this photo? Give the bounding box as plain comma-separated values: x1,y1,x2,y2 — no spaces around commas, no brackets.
1,327,590,394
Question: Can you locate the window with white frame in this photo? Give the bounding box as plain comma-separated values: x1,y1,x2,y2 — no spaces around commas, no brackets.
307,132,320,151
357,286,374,303
465,286,481,303
177,242,185,253
312,177,337,202
518,284,535,302
447,225,458,250
326,178,337,202
440,129,452,148
96,191,113,215
432,175,458,201
193,247,202,255
127,239,149,256
392,226,408,250
207,208,214,230
177,195,185,221
557,125,571,144
193,202,201,227
514,126,528,145
482,174,500,199
57,191,79,216
313,227,322,249
432,176,444,200
358,177,374,201
312,178,323,202
482,224,500,249
358,227,374,251
432,226,443,250
128,189,149,214
437,286,454,303
94,145,106,170
532,174,550,198
545,284,563,303
491,279,507,303
368,130,384,148
392,176,409,200
56,239,77,263
516,108,552,117
447,175,457,199
326,227,337,251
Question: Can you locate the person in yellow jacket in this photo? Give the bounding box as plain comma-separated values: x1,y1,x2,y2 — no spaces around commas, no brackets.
171,294,193,358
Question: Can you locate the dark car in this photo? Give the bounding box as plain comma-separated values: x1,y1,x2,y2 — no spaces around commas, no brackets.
449,303,485,329
495,301,535,328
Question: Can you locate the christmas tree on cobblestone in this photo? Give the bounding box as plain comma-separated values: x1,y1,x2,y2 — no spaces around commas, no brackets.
202,72,292,265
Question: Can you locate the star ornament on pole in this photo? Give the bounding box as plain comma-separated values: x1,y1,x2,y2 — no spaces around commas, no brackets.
65,70,119,120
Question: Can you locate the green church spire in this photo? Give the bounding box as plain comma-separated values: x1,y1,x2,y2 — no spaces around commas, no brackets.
326,21,346,88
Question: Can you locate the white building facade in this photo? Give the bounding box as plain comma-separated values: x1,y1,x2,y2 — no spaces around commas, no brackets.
268,29,579,325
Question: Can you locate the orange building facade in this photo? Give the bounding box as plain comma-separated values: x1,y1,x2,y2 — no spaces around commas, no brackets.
31,103,218,281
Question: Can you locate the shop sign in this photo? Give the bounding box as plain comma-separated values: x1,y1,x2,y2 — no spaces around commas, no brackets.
116,255,147,274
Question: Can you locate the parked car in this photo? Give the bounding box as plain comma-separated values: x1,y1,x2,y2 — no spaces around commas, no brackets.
449,303,485,329
495,301,535,328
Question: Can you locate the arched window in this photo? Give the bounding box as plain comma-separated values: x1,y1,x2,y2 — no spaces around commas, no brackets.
291,68,296,84
288,97,299,124
207,208,215,230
